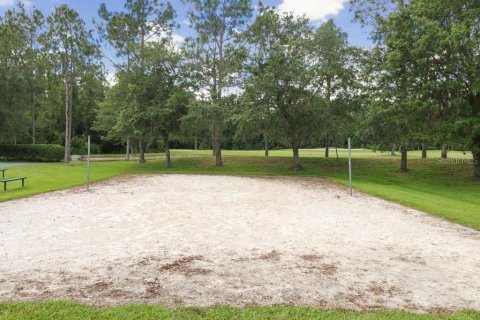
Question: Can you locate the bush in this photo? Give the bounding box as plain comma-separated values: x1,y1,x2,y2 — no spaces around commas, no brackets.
71,136,87,155
0,144,64,162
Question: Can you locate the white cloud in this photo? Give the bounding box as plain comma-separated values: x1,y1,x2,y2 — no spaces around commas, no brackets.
172,33,185,45
0,0,14,7
105,72,117,87
278,0,346,21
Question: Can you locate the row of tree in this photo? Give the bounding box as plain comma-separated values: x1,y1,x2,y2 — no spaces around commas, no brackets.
0,3,103,159
0,0,478,177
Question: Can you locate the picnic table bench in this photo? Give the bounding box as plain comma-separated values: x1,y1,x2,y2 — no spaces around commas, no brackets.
1,177,27,191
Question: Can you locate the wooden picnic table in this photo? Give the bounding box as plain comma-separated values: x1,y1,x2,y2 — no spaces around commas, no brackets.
0,168,6,178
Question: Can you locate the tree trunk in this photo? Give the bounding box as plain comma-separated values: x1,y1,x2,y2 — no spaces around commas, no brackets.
194,136,198,151
130,140,136,155
31,92,36,145
163,134,171,168
332,133,339,160
400,143,407,171
441,143,448,159
212,129,215,156
291,136,303,170
391,144,396,156
473,138,480,179
213,122,222,167
421,142,427,159
264,128,269,157
474,152,480,179
64,79,72,163
325,133,329,158
139,139,146,163
125,136,130,161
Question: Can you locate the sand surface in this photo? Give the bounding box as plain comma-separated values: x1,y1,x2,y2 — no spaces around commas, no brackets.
0,174,479,310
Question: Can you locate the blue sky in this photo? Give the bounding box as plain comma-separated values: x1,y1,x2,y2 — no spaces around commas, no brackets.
0,0,372,45
0,0,373,76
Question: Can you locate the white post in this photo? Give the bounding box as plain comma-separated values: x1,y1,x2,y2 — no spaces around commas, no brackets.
348,137,352,196
86,135,91,191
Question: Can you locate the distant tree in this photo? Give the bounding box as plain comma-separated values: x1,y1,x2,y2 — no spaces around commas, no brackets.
311,20,359,158
1,4,45,144
244,8,320,170
98,0,175,163
43,5,99,162
143,42,192,167
235,87,277,157
377,0,480,177
182,0,253,167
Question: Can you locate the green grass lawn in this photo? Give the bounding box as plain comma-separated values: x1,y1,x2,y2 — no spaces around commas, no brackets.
1,302,479,320
92,148,473,159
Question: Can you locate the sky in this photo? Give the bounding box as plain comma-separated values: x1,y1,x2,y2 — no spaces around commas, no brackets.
0,0,373,77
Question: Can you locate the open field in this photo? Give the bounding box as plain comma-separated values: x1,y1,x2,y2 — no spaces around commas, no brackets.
1,175,479,311
90,148,474,159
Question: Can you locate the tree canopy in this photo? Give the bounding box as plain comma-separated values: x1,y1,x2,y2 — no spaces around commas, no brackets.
0,0,478,177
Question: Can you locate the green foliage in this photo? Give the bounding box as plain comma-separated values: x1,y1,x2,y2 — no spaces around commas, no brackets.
0,144,64,162
182,0,253,166
96,0,177,162
1,0,479,176
243,7,321,168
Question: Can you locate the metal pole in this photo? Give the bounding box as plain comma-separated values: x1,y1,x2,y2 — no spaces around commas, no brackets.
348,137,352,196
87,135,91,191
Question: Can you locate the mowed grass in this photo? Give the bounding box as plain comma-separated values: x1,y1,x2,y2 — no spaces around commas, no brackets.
1,302,479,320
93,148,473,159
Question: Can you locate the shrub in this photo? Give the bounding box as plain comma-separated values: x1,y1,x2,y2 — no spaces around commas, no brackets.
0,144,64,162
71,136,87,155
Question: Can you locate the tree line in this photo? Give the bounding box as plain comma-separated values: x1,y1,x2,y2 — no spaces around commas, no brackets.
0,0,478,177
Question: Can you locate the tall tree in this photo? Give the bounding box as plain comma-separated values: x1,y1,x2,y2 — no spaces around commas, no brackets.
377,0,480,177
144,41,192,167
183,0,253,167
1,3,45,144
43,5,99,162
244,8,319,170
98,0,175,163
312,20,358,158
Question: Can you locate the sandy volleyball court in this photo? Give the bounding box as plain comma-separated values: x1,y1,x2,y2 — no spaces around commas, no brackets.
0,174,479,310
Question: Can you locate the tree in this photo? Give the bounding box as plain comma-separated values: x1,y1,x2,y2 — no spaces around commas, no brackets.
143,42,192,167
349,0,407,27
1,3,45,144
182,0,253,167
235,87,277,157
244,8,320,170
0,4,34,144
311,20,359,158
43,5,99,163
374,0,480,176
98,0,175,163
